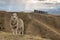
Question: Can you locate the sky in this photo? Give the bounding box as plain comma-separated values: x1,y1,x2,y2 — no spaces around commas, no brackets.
0,0,60,14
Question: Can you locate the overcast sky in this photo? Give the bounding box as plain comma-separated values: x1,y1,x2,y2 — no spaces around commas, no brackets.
0,0,60,14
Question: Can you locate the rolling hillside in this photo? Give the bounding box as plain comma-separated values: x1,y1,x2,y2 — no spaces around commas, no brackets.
0,12,60,40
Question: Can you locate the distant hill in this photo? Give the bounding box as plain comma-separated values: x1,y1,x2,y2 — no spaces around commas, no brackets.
34,10,48,14
0,11,60,40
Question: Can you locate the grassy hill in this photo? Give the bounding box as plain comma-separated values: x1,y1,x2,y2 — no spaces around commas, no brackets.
0,12,60,40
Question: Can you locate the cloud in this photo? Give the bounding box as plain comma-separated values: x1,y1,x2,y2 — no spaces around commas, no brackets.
25,1,57,11
0,0,60,14
24,0,60,14
25,0,60,3
38,0,60,3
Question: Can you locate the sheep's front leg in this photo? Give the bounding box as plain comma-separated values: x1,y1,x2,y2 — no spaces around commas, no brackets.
12,29,15,35
16,29,18,35
18,28,21,35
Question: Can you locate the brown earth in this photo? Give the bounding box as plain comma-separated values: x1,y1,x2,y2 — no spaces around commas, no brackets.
0,11,60,40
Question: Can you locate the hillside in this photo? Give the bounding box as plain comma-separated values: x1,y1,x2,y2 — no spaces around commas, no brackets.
0,12,60,40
